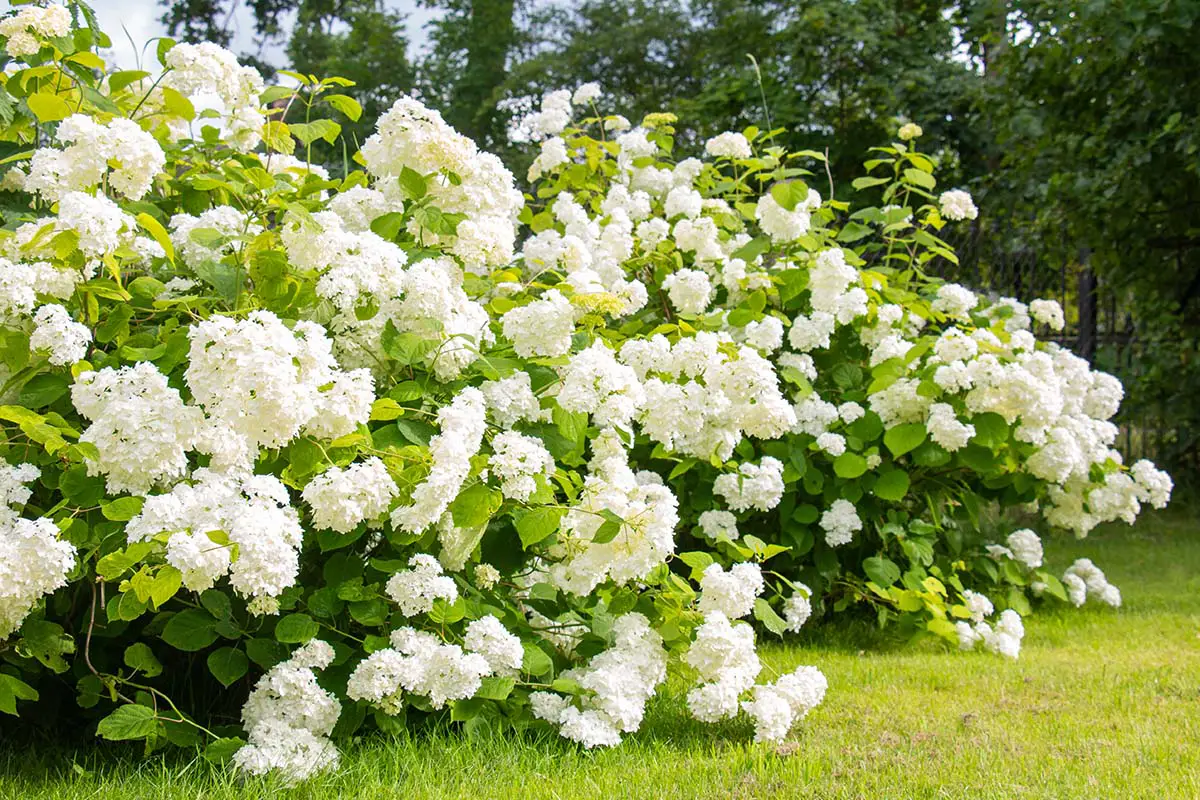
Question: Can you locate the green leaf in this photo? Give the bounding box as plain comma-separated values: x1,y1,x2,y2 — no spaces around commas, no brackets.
96,704,157,741
204,737,245,764
833,452,868,479
123,643,163,677
476,675,515,701
863,556,901,587
161,609,219,652
27,93,73,123
245,638,289,670
449,483,502,529
274,613,319,644
96,542,153,581
289,119,341,146
872,469,910,501
0,674,39,716
398,166,427,199
852,176,890,190
135,212,174,263
206,647,249,687
753,598,788,636
883,424,927,458
325,94,363,121
521,643,554,677
515,506,564,549
101,497,144,522
903,167,936,190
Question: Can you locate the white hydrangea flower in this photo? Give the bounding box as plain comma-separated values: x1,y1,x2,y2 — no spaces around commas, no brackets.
1030,298,1065,331
783,585,813,632
390,387,487,534
705,131,752,159
490,431,556,501
938,189,978,221
501,289,575,358
741,666,827,742
820,499,861,546
1005,529,1044,569
71,362,206,496
713,457,784,513
684,611,760,723
662,268,712,315
698,562,763,619
29,304,90,366
698,509,738,540
233,641,340,782
301,459,398,534
385,554,459,617
0,464,76,637
464,615,524,675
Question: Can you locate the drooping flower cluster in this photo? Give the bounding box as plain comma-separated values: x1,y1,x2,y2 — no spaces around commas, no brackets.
126,470,303,606
347,625,493,711
233,640,341,781
0,461,75,638
530,613,667,748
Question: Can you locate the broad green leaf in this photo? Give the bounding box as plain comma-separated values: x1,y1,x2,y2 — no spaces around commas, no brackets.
207,647,249,687
161,609,219,652
96,704,157,740
884,424,927,458
515,506,564,549
833,452,868,479
872,469,910,501
753,598,788,635
123,643,163,677
274,613,319,644
863,556,901,587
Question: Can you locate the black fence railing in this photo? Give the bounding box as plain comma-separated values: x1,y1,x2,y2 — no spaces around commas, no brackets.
927,220,1189,472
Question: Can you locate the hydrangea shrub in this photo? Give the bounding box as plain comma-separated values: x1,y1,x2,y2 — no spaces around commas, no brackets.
0,2,1172,779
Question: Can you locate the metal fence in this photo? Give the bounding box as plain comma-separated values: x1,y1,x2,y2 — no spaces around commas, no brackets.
928,219,1188,471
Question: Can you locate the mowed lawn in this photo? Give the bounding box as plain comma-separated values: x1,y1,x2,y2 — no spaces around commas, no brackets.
3,509,1198,800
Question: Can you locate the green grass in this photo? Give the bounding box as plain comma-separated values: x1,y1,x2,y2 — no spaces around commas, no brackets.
4,509,1199,799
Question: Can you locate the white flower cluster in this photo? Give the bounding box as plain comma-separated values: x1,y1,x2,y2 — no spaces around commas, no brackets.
741,666,827,743
29,303,90,366
25,115,164,202
0,3,70,57
684,611,761,722
705,131,752,159
0,461,75,638
698,509,739,540
489,431,556,501
531,613,666,748
185,311,373,468
363,98,522,266
390,388,487,533
384,554,458,617
1062,558,1121,608
347,625,498,711
72,362,205,495
820,499,862,546
698,562,764,619
233,640,340,781
713,458,785,513
956,607,1025,659
301,459,398,534
938,190,978,221
126,469,302,604
783,584,814,632
624,333,795,460
548,429,678,595
163,42,266,151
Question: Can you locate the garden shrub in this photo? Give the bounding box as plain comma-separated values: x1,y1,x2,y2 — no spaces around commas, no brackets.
0,1,1173,779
